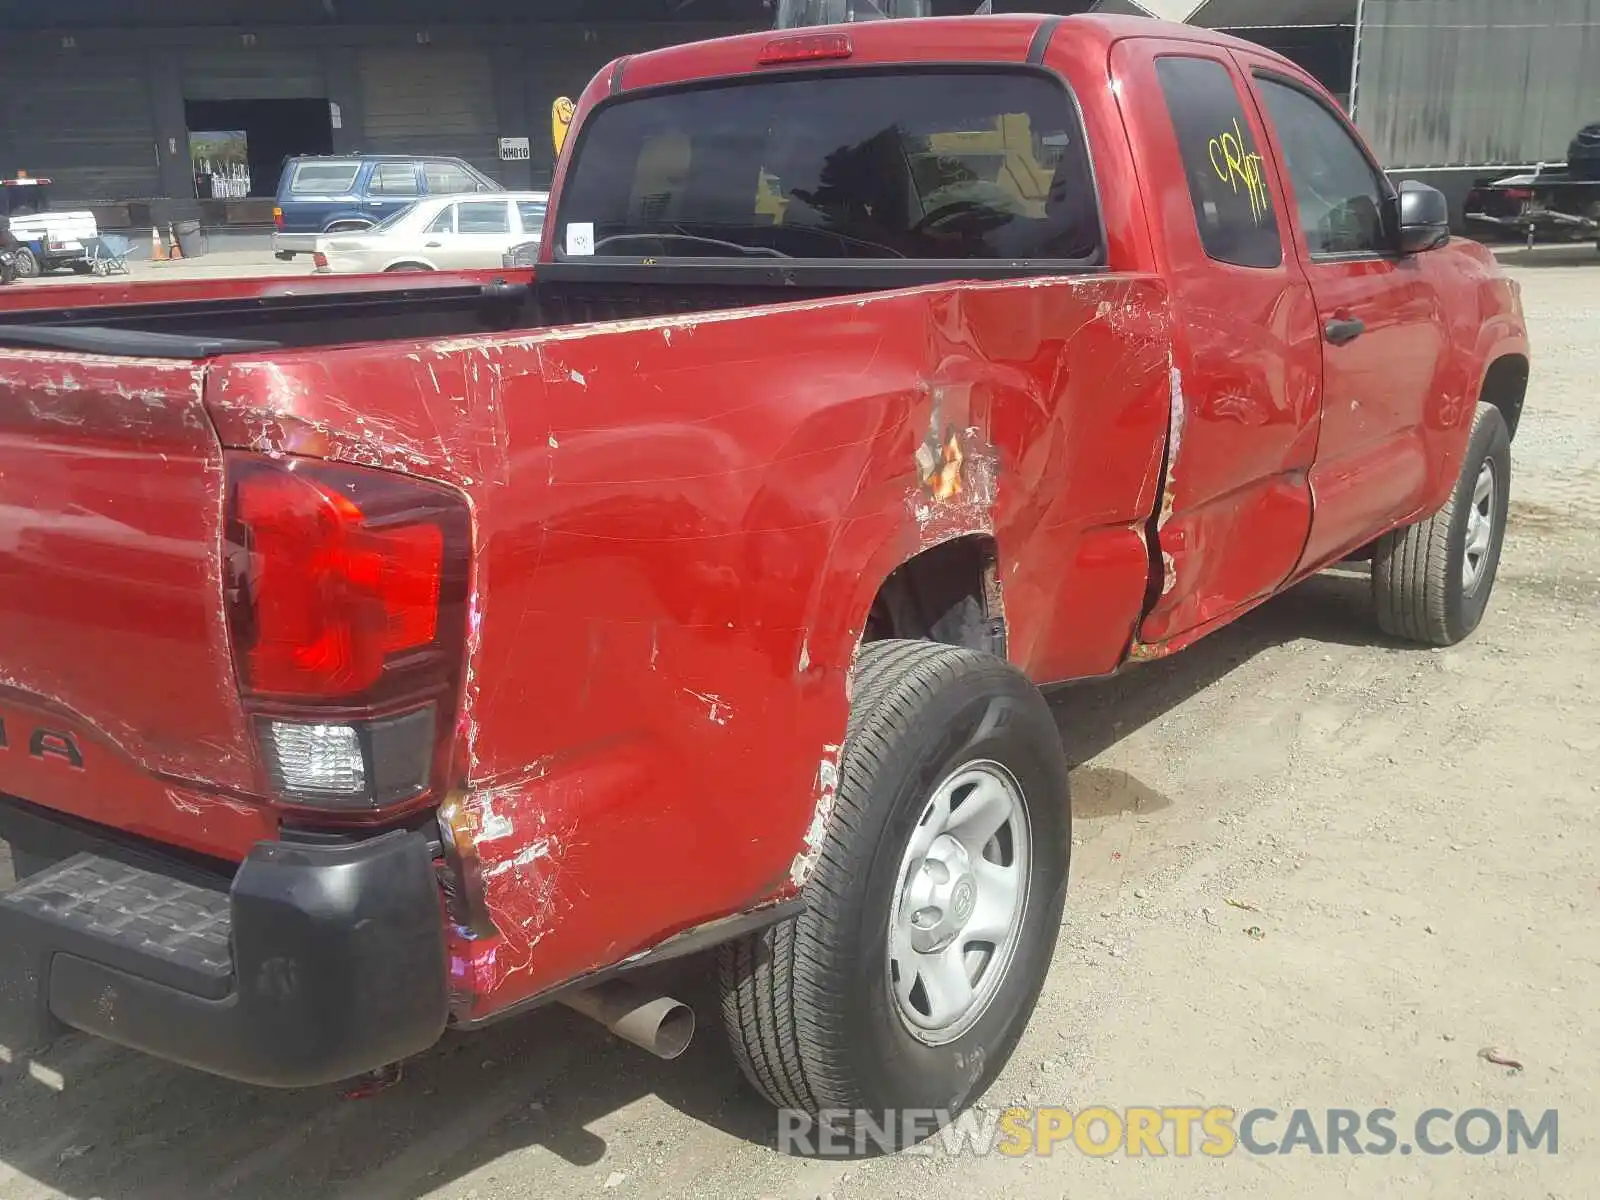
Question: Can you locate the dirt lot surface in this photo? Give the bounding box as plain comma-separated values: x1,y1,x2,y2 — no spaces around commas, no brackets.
1,248,1595,1199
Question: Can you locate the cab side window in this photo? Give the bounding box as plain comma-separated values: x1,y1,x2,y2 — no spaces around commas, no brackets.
1154,55,1282,269
1254,76,1390,257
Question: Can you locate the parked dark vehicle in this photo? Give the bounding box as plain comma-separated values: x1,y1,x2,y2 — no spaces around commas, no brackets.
1465,120,1600,250
272,155,502,260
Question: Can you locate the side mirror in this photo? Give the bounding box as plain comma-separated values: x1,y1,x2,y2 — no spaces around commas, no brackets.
1396,180,1451,253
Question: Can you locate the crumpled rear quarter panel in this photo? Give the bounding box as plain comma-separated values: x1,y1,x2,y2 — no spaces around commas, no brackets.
206,272,1173,1016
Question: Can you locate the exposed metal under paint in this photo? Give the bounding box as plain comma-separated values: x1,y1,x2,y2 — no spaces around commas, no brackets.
789,745,842,888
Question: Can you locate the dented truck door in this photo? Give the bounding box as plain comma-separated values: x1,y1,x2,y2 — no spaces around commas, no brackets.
1110,39,1322,651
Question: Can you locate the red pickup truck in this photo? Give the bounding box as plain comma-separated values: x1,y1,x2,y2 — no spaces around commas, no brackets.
0,14,1527,1145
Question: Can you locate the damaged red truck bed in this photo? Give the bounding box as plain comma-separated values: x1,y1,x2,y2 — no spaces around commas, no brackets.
0,13,1527,1145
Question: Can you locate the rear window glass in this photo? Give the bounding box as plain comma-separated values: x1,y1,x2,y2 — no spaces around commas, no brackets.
290,161,360,194
555,69,1101,262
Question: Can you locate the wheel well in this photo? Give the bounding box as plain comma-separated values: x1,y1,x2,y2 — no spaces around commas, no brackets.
863,535,1006,658
1481,354,1529,441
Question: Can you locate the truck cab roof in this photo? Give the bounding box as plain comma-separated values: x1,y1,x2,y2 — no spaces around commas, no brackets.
609,13,1297,93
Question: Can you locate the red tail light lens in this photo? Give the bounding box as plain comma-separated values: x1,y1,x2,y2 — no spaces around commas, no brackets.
313,251,329,269
273,206,284,229
1504,188,1533,201
224,454,469,701
757,33,853,65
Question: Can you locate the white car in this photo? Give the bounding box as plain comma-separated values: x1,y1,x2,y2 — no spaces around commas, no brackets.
311,191,549,274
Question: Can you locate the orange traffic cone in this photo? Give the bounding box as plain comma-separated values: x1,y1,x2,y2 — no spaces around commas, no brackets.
150,226,167,262
167,225,184,260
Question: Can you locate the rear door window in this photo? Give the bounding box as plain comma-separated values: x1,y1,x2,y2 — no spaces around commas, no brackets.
424,205,456,234
458,201,511,234
369,162,420,197
1153,56,1282,269
555,69,1101,263
425,162,480,195
290,161,360,195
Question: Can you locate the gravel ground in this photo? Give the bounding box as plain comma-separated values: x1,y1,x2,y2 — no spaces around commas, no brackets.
1,246,1595,1200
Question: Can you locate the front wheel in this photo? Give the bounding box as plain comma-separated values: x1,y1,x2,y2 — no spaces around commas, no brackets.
1372,402,1511,646
717,640,1070,1153
12,248,39,278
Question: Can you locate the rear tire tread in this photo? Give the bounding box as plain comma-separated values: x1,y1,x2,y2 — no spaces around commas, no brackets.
717,639,1029,1115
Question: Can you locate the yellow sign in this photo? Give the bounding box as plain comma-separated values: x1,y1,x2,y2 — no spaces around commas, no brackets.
552,96,576,157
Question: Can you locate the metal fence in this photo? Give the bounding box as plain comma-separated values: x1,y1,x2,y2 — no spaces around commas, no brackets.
1353,0,1600,168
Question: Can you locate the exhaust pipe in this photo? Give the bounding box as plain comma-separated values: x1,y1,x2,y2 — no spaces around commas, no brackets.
559,980,695,1060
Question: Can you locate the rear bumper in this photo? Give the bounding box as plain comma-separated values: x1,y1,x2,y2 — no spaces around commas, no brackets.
272,232,318,254
0,808,449,1088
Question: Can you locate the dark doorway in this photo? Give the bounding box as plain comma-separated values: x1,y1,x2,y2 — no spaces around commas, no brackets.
184,98,334,199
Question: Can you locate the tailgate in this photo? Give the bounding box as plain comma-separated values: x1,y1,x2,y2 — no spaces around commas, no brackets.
0,350,269,861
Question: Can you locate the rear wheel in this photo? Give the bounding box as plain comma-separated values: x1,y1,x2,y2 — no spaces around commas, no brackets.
12,248,39,278
717,640,1070,1153
1372,402,1511,646
275,251,296,261
384,262,433,273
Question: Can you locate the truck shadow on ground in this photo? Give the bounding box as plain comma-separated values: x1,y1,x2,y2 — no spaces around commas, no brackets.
0,569,1408,1199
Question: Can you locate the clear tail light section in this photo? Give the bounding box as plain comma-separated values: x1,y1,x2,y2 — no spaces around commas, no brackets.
223,453,471,815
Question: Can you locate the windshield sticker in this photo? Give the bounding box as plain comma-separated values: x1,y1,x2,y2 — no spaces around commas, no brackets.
565,222,595,256
1208,118,1270,225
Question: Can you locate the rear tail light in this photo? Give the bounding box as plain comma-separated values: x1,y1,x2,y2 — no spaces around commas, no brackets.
1504,188,1533,201
224,453,472,812
313,251,329,270
757,32,853,65
273,206,284,229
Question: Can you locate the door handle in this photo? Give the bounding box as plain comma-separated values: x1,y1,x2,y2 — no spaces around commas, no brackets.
1324,317,1366,345
425,241,442,248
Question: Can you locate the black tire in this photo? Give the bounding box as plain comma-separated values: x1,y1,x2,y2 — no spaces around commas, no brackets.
717,639,1070,1153
275,251,296,261
384,262,434,273
1372,402,1511,646
12,247,39,278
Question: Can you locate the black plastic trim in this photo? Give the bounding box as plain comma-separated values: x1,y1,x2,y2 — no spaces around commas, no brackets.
1,826,448,1087
456,897,807,1030
1028,16,1064,64
0,325,280,358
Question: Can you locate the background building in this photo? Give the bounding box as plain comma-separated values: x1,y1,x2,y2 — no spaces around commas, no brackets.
2,0,1597,228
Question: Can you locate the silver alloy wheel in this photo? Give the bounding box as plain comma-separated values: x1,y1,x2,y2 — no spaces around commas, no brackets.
887,760,1032,1046
1463,457,1497,597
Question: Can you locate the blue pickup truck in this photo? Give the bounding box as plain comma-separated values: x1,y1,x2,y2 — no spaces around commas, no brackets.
272,154,501,259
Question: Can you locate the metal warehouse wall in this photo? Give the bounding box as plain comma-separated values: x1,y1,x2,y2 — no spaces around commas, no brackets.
1354,0,1600,168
